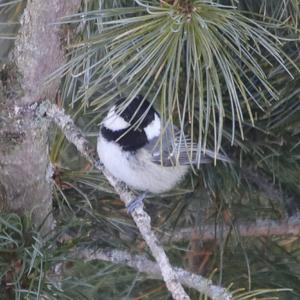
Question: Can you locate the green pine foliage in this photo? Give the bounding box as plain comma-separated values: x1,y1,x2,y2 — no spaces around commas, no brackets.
1,0,300,299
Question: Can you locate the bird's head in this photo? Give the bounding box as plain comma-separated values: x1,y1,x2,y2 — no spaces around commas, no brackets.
102,95,161,141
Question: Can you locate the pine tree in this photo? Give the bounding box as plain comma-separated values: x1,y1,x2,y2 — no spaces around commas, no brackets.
0,0,300,299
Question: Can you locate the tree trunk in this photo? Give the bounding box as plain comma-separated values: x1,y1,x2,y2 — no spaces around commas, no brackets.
0,0,81,232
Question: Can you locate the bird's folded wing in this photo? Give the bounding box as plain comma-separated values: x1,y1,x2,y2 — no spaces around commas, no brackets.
146,128,231,167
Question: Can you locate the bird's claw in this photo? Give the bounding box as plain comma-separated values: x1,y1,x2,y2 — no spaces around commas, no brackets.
127,192,147,213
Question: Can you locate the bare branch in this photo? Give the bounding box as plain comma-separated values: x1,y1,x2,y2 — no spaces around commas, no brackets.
44,102,191,300
162,216,300,243
72,247,232,300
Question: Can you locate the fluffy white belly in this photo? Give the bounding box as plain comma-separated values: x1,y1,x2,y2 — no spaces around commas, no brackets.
97,136,188,193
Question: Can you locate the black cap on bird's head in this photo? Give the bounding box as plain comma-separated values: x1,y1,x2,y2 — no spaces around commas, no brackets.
116,95,158,129
101,96,161,151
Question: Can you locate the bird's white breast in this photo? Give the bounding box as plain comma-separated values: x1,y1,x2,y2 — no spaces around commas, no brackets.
97,134,188,193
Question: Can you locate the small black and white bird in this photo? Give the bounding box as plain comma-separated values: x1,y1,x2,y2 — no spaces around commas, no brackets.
97,95,228,199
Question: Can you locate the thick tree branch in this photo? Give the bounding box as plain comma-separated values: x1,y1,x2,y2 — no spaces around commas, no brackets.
0,0,81,231
14,1,81,104
72,247,232,300
43,102,191,300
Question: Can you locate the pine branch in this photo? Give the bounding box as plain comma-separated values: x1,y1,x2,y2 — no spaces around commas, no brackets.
42,101,191,300
72,247,232,300
162,216,300,243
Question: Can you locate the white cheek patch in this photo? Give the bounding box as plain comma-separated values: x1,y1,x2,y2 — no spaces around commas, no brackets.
144,113,161,140
103,106,130,131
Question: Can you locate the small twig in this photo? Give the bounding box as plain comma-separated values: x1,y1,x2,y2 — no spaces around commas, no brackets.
162,216,300,243
72,247,232,300
43,102,191,300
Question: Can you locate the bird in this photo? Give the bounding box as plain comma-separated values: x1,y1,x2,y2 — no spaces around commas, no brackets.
97,95,228,209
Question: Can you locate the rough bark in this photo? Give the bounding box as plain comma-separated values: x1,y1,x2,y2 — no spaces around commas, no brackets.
0,0,81,231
